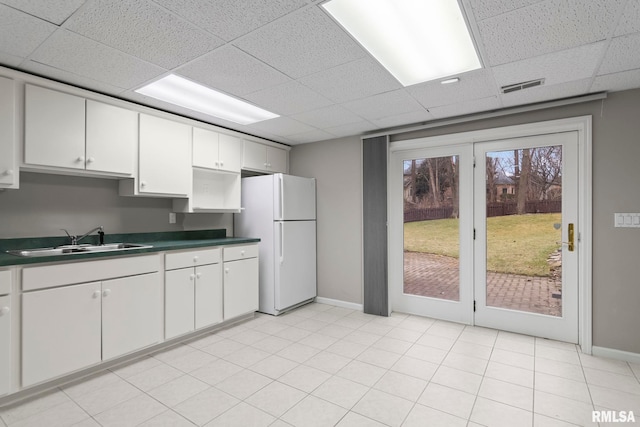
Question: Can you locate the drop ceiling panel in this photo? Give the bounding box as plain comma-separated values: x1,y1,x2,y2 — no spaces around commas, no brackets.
478,0,626,66
176,45,290,96
492,42,606,87
0,5,57,58
592,69,640,93
292,104,363,128
342,90,425,121
234,6,366,78
0,51,23,67
243,81,332,116
407,69,497,109
247,116,316,136
470,0,544,21
326,121,379,138
429,96,502,119
286,129,335,144
64,0,224,69
154,0,308,41
0,0,86,25
298,57,401,103
372,110,434,129
615,0,640,36
500,78,590,107
30,30,166,89
598,33,640,75
21,60,127,94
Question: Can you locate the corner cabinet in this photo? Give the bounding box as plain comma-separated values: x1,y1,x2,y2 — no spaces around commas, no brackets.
223,244,259,319
0,76,17,189
120,114,191,198
242,140,288,174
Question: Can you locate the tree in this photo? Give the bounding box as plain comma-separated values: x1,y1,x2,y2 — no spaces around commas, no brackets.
516,148,531,214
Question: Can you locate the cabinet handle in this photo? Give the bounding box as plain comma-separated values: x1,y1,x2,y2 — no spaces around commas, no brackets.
225,268,229,274
92,290,101,299
0,306,9,316
241,250,245,256
87,157,95,164
76,156,85,163
103,289,111,297
220,161,224,167
215,161,219,167
196,272,202,279
193,255,199,263
140,181,147,188
268,163,272,168
190,274,195,281
3,169,13,176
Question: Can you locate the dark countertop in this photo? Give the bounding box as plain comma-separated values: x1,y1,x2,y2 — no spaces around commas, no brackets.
0,229,260,267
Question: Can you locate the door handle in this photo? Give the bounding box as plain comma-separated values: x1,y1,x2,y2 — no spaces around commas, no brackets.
562,223,575,252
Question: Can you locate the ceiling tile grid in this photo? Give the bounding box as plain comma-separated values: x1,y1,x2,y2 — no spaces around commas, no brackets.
291,104,365,129
469,0,545,22
592,68,640,92
341,89,426,122
429,96,502,120
64,0,224,69
0,4,57,59
0,0,86,25
242,81,333,116
615,0,640,36
598,32,640,75
406,69,498,110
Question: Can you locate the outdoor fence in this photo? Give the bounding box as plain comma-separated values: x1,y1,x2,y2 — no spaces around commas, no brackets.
404,200,561,222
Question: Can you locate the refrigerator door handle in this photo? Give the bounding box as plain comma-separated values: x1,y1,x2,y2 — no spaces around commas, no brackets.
279,222,284,264
279,174,284,220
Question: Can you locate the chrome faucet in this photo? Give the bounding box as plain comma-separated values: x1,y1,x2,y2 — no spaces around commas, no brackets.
61,226,104,246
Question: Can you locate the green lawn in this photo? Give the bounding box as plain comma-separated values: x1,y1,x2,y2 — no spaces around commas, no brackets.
404,213,562,276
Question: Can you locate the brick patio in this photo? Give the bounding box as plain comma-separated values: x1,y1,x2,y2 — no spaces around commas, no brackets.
403,251,562,317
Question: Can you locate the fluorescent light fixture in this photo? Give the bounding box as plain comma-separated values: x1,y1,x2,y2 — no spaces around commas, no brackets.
136,74,279,125
322,0,481,86
441,77,460,84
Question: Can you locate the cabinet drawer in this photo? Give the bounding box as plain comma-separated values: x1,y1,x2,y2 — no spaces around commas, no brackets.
165,248,221,270
0,270,10,295
22,254,160,291
223,244,258,262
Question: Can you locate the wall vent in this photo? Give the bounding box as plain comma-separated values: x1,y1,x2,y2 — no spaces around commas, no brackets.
501,78,545,94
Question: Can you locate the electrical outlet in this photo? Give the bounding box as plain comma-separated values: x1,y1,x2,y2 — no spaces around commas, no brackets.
169,212,176,224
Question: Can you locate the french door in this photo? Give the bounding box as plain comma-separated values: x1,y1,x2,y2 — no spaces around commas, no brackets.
390,130,580,343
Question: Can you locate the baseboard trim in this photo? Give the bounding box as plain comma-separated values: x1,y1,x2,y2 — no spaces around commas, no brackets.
315,297,363,312
592,346,640,364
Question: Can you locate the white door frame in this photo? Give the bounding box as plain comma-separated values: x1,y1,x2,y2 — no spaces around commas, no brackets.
388,116,592,353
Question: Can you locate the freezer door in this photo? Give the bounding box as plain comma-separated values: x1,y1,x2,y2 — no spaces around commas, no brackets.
274,221,317,310
274,174,316,220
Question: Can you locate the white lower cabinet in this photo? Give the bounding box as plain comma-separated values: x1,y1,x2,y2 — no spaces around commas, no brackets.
165,249,222,340
22,272,161,387
0,294,12,396
223,245,259,320
22,282,102,387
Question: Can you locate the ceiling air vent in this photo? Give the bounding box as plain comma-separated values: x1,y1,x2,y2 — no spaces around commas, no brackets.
501,78,545,94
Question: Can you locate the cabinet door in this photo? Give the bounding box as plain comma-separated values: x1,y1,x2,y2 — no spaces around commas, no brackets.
218,134,242,173
102,272,162,360
192,127,219,169
242,140,267,171
0,76,16,187
139,114,191,196
165,268,195,339
267,146,288,174
223,258,258,320
0,295,10,396
24,85,86,170
86,100,137,175
22,282,102,387
195,263,222,329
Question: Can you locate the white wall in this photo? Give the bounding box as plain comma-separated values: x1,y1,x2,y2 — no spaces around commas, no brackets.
289,136,363,305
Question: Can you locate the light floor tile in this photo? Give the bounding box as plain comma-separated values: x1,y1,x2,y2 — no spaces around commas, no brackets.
93,394,166,427
534,413,584,427
583,367,640,395
494,335,535,356
277,343,321,363
214,369,272,400
404,343,448,364
189,358,243,386
249,355,298,379
200,338,246,358
534,390,596,426
318,324,358,339
173,388,239,426
484,360,534,387
151,344,195,363
204,402,275,427
418,382,476,419
535,358,585,382
245,381,306,417
430,365,483,395
534,372,591,403
61,371,121,400
281,395,348,427
415,333,456,351
372,370,427,402
325,340,368,359
220,345,270,368
390,355,439,381
298,333,338,350
278,365,331,393
184,332,225,349
384,327,422,343
478,377,533,411
355,348,400,369
137,409,194,426
311,376,369,409
336,360,386,387
251,336,294,354
1,389,71,425
274,327,316,342
403,404,467,427
228,329,270,346
9,401,88,427
342,330,381,347
147,375,210,407
71,378,141,416
304,351,351,374
536,345,581,365
491,348,535,370
588,385,640,413
579,353,634,376
351,389,413,427
162,349,217,373
335,411,386,427
125,364,184,392
471,396,533,427
450,340,493,360
442,351,489,375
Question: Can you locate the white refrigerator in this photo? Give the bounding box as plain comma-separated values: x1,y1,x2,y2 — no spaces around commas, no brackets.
235,174,317,315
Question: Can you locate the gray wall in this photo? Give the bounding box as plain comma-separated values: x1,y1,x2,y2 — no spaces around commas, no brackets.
289,136,363,305
0,172,233,238
290,88,640,354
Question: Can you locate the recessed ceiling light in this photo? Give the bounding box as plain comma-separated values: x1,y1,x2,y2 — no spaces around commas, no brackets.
135,74,279,125
441,77,460,84
322,0,481,87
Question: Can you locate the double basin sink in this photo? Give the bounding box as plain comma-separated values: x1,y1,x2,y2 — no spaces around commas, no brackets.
7,243,152,257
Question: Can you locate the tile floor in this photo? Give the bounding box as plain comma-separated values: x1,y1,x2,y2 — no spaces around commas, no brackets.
1,302,639,427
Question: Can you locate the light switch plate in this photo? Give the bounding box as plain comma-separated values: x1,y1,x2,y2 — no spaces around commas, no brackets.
614,213,640,228
169,212,176,224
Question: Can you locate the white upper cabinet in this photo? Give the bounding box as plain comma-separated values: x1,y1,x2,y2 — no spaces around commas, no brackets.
24,85,136,176
24,85,85,170
137,114,191,197
86,100,137,175
192,127,242,173
242,140,288,174
0,76,17,188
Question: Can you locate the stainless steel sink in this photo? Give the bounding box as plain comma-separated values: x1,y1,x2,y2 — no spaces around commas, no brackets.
6,243,153,257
